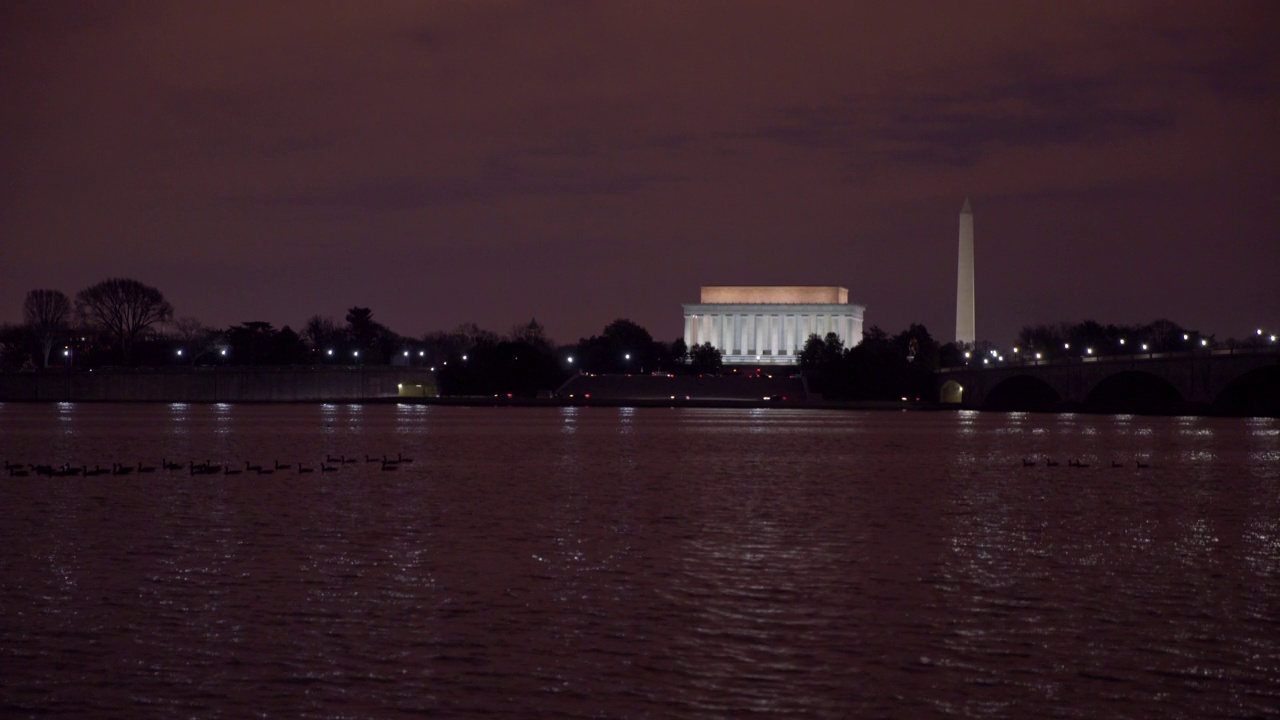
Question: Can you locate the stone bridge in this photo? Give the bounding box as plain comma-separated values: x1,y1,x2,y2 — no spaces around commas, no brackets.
937,348,1279,414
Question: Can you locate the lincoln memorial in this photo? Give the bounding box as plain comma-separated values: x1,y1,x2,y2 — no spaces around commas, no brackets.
682,286,866,365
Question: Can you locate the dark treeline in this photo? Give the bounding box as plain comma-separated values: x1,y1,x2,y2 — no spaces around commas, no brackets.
799,324,944,401
1014,319,1215,360
0,278,723,398
3,277,1265,399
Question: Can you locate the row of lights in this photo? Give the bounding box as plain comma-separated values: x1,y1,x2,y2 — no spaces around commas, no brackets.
966,327,1276,366
70,328,1280,369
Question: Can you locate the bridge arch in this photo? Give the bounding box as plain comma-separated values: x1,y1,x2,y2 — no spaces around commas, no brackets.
939,380,964,404
983,375,1062,411
1213,365,1280,417
1083,371,1184,414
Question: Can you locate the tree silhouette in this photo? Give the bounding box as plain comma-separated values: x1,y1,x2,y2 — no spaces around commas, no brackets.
173,317,224,365
226,322,276,366
23,289,70,368
670,338,688,366
74,278,173,364
572,319,661,374
688,342,722,374
303,315,345,357
346,307,378,348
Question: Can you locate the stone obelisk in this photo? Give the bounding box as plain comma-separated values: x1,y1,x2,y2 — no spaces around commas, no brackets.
955,198,975,344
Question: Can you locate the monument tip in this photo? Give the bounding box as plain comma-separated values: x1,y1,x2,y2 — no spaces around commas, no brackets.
961,197,972,214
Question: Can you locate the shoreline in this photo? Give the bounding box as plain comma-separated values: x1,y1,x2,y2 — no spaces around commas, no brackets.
0,396,1269,417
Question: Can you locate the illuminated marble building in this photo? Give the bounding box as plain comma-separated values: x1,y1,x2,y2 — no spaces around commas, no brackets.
682,286,866,365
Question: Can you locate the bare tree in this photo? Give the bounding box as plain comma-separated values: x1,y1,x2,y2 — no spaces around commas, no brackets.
452,322,498,350
303,314,343,353
172,316,225,364
23,289,71,368
75,278,174,364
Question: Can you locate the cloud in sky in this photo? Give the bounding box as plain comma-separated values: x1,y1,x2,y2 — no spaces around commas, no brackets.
2,1,1277,345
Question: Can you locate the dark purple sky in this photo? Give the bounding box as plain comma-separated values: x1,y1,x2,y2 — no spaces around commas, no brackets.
3,1,1277,346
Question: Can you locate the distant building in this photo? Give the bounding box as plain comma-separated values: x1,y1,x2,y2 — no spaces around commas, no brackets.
682,286,866,365
519,318,545,344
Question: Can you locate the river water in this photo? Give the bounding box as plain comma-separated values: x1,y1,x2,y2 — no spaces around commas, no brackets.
0,403,1277,719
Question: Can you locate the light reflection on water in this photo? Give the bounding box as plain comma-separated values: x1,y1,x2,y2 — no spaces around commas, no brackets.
0,405,1276,718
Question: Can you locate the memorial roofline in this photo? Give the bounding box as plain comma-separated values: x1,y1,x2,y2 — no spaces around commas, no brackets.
699,286,849,304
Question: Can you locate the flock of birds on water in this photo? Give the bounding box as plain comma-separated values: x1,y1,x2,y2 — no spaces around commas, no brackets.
1021,457,1152,469
3,454,414,478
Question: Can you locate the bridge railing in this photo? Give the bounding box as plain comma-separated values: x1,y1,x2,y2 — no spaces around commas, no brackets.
939,345,1277,373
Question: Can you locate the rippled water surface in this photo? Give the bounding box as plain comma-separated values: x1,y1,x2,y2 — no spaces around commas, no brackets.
1,403,1278,718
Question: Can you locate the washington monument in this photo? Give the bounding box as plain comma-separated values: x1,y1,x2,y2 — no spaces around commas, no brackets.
955,198,975,344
